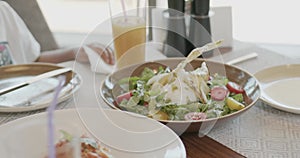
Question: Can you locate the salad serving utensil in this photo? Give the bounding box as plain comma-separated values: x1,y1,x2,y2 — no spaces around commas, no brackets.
173,40,223,72
131,41,256,78
130,40,223,77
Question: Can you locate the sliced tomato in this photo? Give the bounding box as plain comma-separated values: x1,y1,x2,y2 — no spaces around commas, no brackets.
143,101,149,106
116,91,132,104
211,86,228,101
226,81,244,94
184,112,207,121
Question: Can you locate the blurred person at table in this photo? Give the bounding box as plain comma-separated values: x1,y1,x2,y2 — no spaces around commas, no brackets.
0,1,114,66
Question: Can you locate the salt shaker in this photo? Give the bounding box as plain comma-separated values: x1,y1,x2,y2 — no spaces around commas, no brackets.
188,0,213,57
163,0,189,57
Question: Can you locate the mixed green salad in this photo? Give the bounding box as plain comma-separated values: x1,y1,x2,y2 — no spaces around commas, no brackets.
116,62,246,121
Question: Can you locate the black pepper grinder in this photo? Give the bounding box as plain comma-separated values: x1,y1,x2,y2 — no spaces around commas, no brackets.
188,0,213,57
163,0,188,57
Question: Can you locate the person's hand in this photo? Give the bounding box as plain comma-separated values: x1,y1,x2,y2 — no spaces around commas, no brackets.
75,43,115,65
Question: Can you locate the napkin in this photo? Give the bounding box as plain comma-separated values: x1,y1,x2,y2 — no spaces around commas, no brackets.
82,45,115,74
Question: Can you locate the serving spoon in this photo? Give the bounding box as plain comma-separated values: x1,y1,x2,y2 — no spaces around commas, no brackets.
173,40,223,73
130,40,223,77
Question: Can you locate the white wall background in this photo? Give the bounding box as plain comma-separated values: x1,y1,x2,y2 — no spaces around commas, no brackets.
37,0,300,45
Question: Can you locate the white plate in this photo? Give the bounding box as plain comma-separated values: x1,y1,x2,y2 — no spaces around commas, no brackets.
0,63,81,112
254,64,300,114
0,108,186,158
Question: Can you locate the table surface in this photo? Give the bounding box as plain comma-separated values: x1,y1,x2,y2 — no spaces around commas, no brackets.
1,40,300,158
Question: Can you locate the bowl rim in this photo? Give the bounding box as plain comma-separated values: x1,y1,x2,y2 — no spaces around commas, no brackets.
100,57,261,123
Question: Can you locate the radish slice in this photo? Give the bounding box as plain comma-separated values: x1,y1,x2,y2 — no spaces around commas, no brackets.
184,112,207,120
211,86,228,101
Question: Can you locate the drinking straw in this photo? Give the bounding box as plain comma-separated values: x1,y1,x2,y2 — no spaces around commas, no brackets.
137,0,140,17
121,0,127,22
47,76,66,158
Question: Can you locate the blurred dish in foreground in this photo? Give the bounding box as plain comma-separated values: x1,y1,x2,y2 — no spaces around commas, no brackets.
0,109,186,158
255,64,300,114
45,130,112,158
0,63,81,112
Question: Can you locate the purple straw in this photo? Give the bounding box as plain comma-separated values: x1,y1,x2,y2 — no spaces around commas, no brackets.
47,75,66,158
120,0,127,22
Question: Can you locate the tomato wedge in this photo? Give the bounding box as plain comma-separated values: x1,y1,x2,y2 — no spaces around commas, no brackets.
184,112,207,121
226,81,244,94
116,91,132,104
211,86,228,101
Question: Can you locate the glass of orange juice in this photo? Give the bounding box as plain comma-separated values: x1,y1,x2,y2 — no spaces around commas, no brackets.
109,0,147,69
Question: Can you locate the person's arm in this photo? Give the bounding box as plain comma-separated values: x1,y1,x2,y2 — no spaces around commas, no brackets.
36,43,115,65
36,47,77,63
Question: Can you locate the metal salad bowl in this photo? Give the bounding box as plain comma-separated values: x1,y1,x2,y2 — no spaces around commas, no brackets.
100,58,260,134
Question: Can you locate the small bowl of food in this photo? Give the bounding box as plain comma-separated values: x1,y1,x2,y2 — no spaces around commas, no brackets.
100,42,260,134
